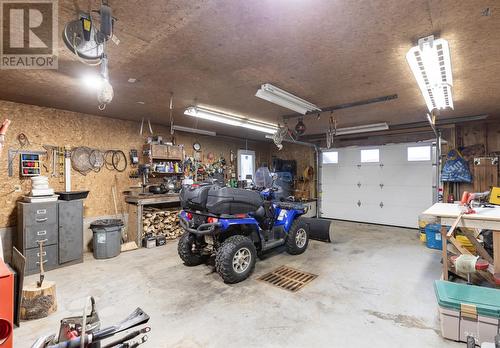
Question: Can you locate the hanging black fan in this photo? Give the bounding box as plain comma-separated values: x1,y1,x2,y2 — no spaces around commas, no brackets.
63,13,105,61
62,2,116,61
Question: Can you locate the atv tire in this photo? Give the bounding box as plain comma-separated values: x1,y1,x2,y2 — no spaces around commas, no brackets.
215,235,257,284
178,232,207,266
285,219,309,255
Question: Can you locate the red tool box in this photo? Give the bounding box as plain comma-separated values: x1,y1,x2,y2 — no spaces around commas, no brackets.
0,259,13,348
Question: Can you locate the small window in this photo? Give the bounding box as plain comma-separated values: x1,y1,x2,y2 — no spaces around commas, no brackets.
408,146,431,161
322,151,338,164
361,149,379,163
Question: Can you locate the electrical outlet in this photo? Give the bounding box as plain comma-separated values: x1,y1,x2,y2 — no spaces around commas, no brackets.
14,185,21,192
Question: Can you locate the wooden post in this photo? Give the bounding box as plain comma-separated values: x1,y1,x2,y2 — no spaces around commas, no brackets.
494,230,500,274
127,203,138,245
461,228,494,264
441,225,448,280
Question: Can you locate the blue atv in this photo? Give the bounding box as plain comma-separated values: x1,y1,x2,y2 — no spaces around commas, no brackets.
177,179,309,283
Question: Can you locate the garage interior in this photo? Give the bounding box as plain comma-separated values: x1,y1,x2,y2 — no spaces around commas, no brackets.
0,1,500,347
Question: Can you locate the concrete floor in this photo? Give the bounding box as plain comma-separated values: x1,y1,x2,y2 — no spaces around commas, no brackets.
16,221,462,348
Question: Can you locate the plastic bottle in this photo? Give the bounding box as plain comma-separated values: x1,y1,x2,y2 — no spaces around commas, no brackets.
438,187,444,203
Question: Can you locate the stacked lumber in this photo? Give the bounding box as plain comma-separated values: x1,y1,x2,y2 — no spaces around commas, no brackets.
142,208,183,240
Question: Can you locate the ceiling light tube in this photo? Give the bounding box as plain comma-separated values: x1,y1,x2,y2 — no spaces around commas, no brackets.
171,125,216,136
241,122,277,134
255,83,321,115
184,106,278,134
332,122,389,135
406,35,453,112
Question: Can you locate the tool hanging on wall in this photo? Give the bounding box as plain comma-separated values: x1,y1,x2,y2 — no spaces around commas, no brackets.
58,147,65,183
169,93,174,137
64,147,72,192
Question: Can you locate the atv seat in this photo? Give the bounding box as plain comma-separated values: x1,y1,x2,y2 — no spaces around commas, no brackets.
249,202,275,230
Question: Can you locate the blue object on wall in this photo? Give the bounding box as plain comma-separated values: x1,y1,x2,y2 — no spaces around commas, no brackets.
441,150,472,183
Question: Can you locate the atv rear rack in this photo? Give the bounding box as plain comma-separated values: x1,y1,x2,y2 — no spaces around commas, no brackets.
179,215,220,235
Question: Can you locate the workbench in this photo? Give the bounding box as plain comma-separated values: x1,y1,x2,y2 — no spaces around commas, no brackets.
125,193,181,247
422,203,500,285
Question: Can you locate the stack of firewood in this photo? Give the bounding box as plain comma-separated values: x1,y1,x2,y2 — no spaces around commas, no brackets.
142,208,184,240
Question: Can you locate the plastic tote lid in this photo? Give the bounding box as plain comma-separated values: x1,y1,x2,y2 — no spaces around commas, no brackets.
434,280,500,318
90,219,124,228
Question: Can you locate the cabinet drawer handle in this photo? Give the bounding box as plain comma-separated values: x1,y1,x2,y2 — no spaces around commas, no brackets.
36,218,48,222
36,260,48,265
36,239,48,244
36,209,47,215
37,251,47,257
36,230,47,236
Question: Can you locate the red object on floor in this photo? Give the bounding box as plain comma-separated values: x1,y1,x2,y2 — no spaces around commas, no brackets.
0,259,13,348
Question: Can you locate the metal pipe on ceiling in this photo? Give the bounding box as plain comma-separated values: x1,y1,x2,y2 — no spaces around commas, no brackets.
282,94,399,120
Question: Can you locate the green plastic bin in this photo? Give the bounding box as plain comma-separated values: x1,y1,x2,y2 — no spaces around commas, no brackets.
434,280,500,345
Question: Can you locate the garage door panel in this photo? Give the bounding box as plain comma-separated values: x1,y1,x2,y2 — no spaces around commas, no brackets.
321,186,361,198
380,164,433,186
320,142,434,228
322,200,375,222
357,166,383,184
380,185,433,204
321,167,363,185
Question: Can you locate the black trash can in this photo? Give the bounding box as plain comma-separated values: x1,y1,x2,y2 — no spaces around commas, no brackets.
90,219,123,259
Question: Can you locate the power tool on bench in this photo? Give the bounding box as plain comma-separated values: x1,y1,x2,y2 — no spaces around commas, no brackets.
460,191,492,214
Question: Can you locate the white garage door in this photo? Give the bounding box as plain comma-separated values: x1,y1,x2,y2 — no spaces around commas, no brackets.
320,142,435,228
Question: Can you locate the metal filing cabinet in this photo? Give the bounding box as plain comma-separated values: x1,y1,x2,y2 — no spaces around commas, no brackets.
16,200,83,275
58,200,83,265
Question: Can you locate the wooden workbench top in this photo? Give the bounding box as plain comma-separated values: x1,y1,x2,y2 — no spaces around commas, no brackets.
125,193,180,205
423,203,500,221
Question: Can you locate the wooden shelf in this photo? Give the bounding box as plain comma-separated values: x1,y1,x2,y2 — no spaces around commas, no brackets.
152,171,183,175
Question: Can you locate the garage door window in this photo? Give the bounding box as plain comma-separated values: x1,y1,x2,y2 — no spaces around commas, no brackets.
322,151,338,164
360,149,379,163
407,146,431,161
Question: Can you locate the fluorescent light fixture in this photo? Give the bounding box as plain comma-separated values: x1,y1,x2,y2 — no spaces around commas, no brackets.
255,83,321,115
406,35,453,112
334,122,389,135
171,125,216,136
184,106,278,134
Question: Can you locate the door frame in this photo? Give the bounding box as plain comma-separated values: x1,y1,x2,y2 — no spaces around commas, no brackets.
237,149,256,181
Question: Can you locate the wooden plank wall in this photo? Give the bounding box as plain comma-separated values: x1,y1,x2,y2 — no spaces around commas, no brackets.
448,120,500,196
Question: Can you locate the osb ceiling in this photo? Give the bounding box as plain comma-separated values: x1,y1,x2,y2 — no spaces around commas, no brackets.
0,0,499,140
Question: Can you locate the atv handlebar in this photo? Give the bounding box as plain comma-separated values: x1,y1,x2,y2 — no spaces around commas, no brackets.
179,216,220,235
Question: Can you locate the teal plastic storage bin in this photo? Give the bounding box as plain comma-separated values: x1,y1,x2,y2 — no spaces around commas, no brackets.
425,223,443,250
434,280,500,345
